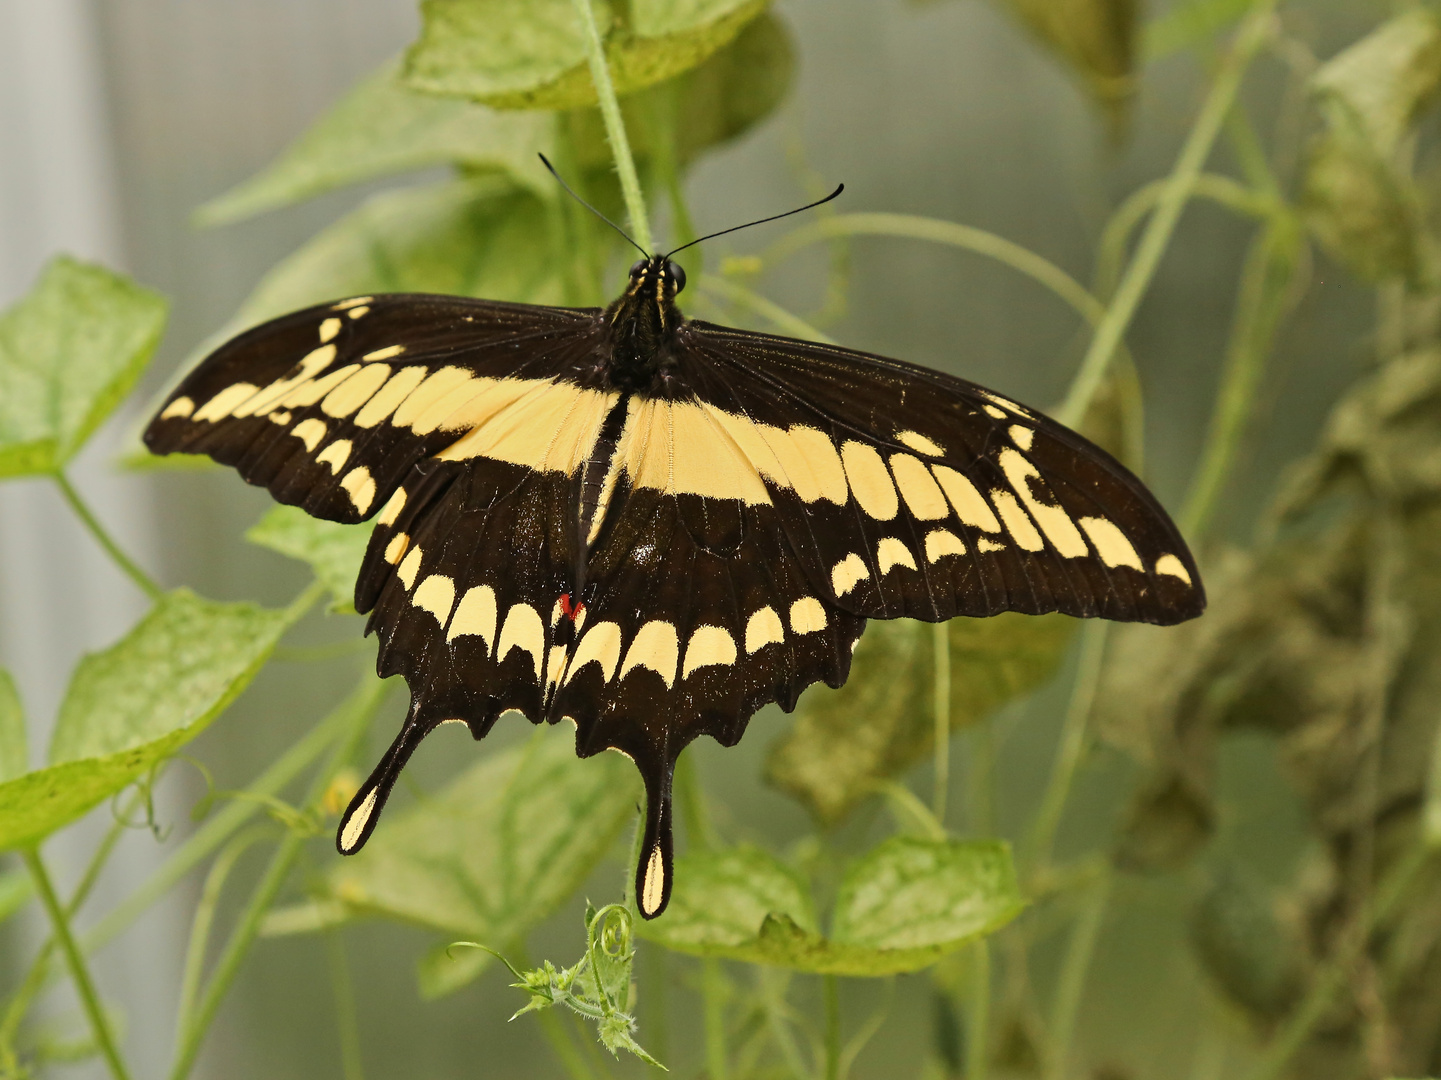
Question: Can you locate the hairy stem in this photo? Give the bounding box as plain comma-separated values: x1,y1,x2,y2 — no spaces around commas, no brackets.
23,849,132,1080
54,472,163,602
823,974,841,1080
324,928,366,1080
1058,0,1278,428
570,0,652,252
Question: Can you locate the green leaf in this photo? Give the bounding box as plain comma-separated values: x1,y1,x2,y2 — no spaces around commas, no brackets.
304,727,638,997
246,506,369,613
1301,10,1441,287
0,590,292,853
641,839,1024,976
767,613,1073,825
403,0,765,110
0,257,166,478
0,671,27,782
1312,9,1441,158
195,58,555,227
998,0,1138,120
1142,0,1250,61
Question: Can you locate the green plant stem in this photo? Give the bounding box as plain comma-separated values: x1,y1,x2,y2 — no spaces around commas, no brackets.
674,751,718,852
22,849,131,1080
932,623,951,828
83,676,370,955
173,827,270,1048
570,0,652,252
823,974,841,1080
966,940,991,1080
53,471,163,602
703,958,730,1080
324,928,365,1080
1046,869,1112,1080
168,674,381,1080
1093,173,1274,301
699,277,836,343
1243,844,1432,1080
1027,624,1109,870
969,723,996,838
1058,0,1278,428
873,781,947,842
1179,217,1302,538
0,790,145,1066
765,213,1105,327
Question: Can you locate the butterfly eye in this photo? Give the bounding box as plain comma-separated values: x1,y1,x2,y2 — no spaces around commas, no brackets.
629,259,648,278
666,260,686,294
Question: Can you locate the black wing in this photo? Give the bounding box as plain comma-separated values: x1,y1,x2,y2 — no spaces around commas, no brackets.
663,319,1205,625
144,293,605,523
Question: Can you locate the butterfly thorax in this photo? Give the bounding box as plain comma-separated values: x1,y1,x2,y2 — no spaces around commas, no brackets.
601,255,687,393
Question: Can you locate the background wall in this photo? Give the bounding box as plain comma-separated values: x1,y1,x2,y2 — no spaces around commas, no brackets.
0,0,1384,1077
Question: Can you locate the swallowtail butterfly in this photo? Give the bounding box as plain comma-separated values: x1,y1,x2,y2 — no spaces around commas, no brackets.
145,198,1203,919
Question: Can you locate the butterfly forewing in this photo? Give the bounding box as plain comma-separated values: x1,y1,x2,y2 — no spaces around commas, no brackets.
145,286,1204,921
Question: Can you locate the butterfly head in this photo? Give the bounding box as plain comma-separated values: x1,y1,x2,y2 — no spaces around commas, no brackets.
627,255,687,301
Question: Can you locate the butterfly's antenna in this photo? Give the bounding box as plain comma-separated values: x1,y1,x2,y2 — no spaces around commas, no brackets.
664,184,844,259
538,153,649,259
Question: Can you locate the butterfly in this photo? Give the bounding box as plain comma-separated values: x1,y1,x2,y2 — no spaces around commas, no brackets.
144,190,1204,919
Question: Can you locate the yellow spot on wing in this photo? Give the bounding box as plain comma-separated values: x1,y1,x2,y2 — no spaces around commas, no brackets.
318,317,341,343
281,364,360,409
339,789,377,852
932,466,1002,532
789,598,827,634
497,603,545,680
766,425,849,504
877,538,918,574
354,367,427,429
890,453,949,519
745,607,783,653
397,545,423,589
392,367,475,429
340,467,375,514
641,844,665,917
991,489,1045,551
290,418,327,452
841,441,899,520
160,396,194,419
438,380,618,476
978,537,1005,553
682,626,737,679
193,383,259,422
925,529,967,561
831,553,869,597
567,622,623,683
383,533,409,565
413,574,456,627
621,399,770,504
448,585,497,649
231,345,336,417
1079,517,1142,570
1154,554,1192,584
997,449,1087,557
334,296,373,310
362,345,405,362
1009,425,1034,450
620,621,680,688
984,405,1007,419
322,364,391,418
316,439,352,474
377,488,406,527
897,430,945,457
347,305,370,319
